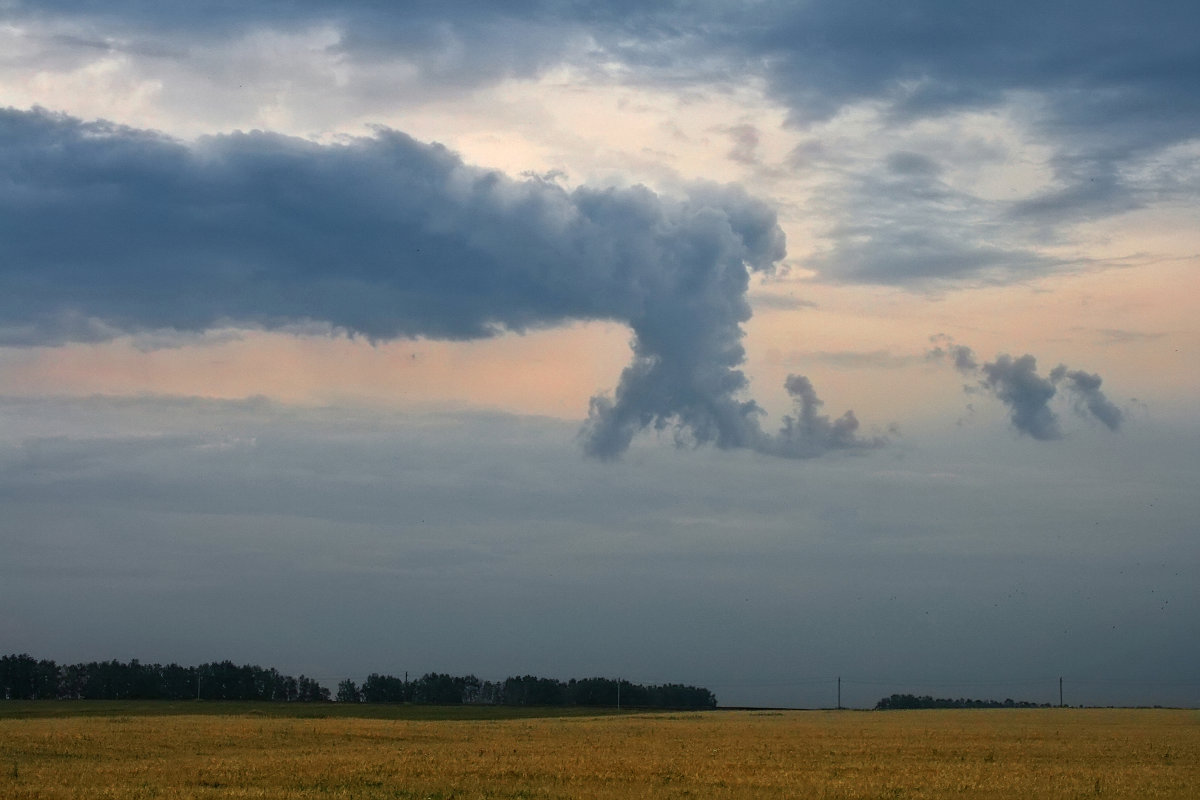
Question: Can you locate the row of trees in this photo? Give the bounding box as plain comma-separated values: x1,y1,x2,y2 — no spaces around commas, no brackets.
1,654,717,709
340,673,717,709
875,693,1051,710
0,654,328,702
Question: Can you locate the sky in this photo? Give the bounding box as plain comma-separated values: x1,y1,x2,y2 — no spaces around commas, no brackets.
1,1,1197,708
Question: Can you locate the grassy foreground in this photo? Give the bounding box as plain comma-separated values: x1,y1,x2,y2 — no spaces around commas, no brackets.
1,705,1196,798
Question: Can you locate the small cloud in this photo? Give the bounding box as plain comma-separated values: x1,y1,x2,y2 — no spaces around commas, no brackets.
761,374,890,458
519,168,568,184
928,335,1123,439
980,353,1062,440
926,334,978,372
1049,365,1124,432
718,123,761,166
1093,328,1168,345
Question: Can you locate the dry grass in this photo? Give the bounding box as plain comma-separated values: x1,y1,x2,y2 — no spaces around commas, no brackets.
1,706,1196,798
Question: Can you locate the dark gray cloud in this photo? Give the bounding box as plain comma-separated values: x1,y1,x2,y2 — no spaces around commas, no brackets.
979,354,1064,441
16,1,1197,154
611,2,1199,203
665,2,1199,284
1006,161,1141,231
5,1,587,91
0,107,805,460
1050,365,1124,432
929,336,1123,439
740,1,1200,144
585,367,887,461
747,3,1198,284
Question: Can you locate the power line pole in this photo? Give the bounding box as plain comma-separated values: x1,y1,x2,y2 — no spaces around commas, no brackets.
1059,676,1063,708
837,676,842,710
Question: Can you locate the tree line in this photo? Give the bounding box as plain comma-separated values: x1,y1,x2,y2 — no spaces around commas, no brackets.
875,693,1052,710
1,654,717,709
1,654,329,701
341,673,716,709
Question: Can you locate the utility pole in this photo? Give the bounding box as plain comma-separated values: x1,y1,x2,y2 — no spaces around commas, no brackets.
837,676,842,710
616,678,621,711
196,667,201,701
1059,676,1063,708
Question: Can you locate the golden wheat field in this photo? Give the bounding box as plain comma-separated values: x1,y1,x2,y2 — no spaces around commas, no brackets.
1,705,1197,799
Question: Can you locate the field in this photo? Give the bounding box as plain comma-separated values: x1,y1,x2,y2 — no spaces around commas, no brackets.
1,703,1196,798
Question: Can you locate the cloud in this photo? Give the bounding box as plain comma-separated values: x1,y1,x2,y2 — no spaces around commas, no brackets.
720,123,761,166
583,368,888,461
1049,365,1124,432
2,395,1196,708
806,225,1052,286
799,148,1062,287
926,336,978,372
929,336,1123,439
9,2,1198,289
5,1,586,92
14,4,1200,154
738,1,1200,141
0,107,804,460
648,3,1200,281
763,375,889,458
1006,161,1141,230
1093,328,1168,345
19,1,1199,154
979,354,1064,440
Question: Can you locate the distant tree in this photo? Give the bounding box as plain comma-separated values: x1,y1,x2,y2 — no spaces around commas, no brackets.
0,654,58,700
296,675,330,702
161,663,194,699
476,680,503,704
412,673,470,704
460,675,482,704
505,675,567,706
875,693,1050,710
564,677,614,706
336,679,362,703
361,673,409,703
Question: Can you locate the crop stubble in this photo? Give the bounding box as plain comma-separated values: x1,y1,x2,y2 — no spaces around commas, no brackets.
1,707,1196,798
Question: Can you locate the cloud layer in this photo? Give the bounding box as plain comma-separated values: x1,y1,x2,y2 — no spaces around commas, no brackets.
3,394,1195,707
6,2,1198,290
